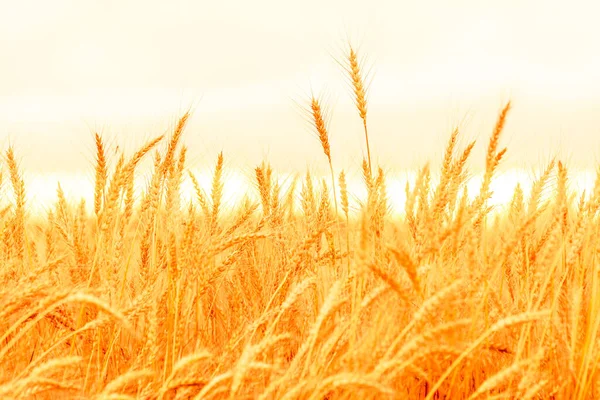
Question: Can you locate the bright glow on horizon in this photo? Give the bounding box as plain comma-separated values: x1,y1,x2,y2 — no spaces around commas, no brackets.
19,168,598,218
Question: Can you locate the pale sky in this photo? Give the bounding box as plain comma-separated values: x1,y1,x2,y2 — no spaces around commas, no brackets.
2,0,600,211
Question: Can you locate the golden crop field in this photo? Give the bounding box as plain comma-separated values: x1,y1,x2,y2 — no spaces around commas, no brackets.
1,45,599,400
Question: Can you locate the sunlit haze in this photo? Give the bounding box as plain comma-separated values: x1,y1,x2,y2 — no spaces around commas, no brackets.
2,0,600,213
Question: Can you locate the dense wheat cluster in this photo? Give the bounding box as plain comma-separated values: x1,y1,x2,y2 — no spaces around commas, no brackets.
2,46,600,400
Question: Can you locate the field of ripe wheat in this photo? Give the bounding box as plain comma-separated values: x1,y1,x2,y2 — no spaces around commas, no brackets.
1,46,599,400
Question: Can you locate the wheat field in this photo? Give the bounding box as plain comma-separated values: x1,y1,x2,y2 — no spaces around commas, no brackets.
1,46,599,400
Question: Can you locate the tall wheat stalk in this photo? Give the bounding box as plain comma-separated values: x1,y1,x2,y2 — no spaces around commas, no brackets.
341,44,372,176
308,96,338,217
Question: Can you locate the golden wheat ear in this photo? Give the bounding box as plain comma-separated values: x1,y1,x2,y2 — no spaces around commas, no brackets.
338,43,372,175
339,170,349,221
306,95,338,217
93,133,107,218
477,101,512,207
210,152,224,234
255,162,272,218
5,146,26,261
